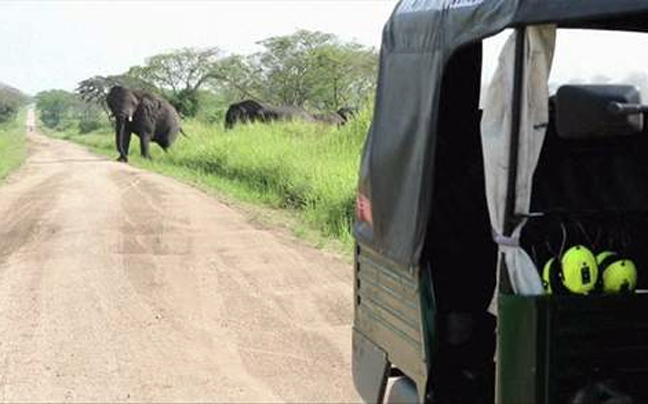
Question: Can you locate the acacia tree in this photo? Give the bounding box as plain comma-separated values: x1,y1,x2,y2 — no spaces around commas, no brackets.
129,47,224,117
309,42,378,109
140,48,219,93
207,54,265,102
251,30,378,109
76,74,154,106
254,30,333,106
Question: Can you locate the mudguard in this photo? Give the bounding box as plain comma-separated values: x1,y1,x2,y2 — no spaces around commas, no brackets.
352,329,390,403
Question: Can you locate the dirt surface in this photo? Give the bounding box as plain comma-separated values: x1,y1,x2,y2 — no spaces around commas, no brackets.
0,110,359,402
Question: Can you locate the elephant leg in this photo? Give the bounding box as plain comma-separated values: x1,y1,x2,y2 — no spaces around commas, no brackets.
122,131,132,160
115,125,123,161
140,133,152,159
115,123,131,162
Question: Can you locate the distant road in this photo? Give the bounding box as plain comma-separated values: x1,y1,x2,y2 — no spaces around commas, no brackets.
0,109,359,402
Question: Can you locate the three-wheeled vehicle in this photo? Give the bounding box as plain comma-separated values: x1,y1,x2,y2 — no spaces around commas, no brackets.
352,1,648,403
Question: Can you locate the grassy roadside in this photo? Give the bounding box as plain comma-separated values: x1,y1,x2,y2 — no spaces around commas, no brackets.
45,111,369,257
0,110,26,181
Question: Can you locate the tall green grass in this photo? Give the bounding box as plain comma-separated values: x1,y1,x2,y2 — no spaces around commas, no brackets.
0,110,26,181
50,108,371,248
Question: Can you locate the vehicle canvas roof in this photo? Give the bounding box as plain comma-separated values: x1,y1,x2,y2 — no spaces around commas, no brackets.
354,0,648,266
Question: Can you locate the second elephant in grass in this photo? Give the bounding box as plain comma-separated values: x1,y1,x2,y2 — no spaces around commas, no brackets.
106,86,181,162
224,99,357,129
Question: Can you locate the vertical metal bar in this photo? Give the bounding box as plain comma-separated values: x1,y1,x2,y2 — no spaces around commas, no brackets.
505,27,527,236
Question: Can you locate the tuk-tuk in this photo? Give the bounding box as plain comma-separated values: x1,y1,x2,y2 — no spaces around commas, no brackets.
352,1,648,403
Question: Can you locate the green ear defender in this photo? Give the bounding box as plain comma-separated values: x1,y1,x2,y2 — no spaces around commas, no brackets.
543,245,599,295
596,251,637,294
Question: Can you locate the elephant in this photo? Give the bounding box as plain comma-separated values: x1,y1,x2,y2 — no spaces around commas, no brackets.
224,99,268,129
106,85,182,162
312,111,346,126
225,100,317,129
312,107,358,126
224,99,357,129
336,106,358,123
262,106,315,122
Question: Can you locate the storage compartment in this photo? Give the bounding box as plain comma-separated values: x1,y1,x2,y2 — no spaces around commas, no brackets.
498,293,648,404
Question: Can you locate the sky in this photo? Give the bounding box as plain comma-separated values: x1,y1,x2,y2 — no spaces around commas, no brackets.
483,29,648,87
0,0,398,95
2,1,648,97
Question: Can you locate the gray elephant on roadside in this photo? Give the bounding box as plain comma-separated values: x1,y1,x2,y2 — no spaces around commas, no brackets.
106,85,182,162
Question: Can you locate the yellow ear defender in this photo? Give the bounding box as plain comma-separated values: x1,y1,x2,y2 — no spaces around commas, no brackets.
596,251,637,294
543,245,599,295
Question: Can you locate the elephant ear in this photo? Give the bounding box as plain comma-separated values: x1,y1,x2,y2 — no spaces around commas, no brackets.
138,96,160,119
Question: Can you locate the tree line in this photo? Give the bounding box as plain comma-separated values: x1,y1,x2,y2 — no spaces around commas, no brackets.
37,29,378,132
36,89,106,133
0,83,29,124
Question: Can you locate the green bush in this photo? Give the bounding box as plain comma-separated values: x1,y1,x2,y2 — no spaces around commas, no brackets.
0,99,20,123
78,103,110,134
169,89,200,118
36,90,77,129
0,86,28,124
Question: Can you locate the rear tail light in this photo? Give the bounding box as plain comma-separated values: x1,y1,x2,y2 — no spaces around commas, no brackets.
355,192,373,226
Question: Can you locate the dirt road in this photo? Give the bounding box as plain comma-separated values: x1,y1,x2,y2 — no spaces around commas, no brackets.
0,110,359,402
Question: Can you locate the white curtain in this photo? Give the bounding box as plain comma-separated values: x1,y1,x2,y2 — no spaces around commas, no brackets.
481,25,556,295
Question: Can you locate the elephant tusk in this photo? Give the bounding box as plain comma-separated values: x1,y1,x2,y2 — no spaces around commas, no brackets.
128,115,133,122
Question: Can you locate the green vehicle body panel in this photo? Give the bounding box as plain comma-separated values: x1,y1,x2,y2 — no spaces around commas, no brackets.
353,244,432,401
498,294,648,403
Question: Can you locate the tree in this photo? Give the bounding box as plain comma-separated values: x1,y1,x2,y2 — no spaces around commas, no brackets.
254,30,334,106
36,90,78,129
76,73,155,106
76,29,380,121
39,88,107,133
132,47,224,117
0,85,28,123
141,48,220,93
77,101,107,134
251,30,378,109
308,42,378,109
207,54,265,102
126,47,270,117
